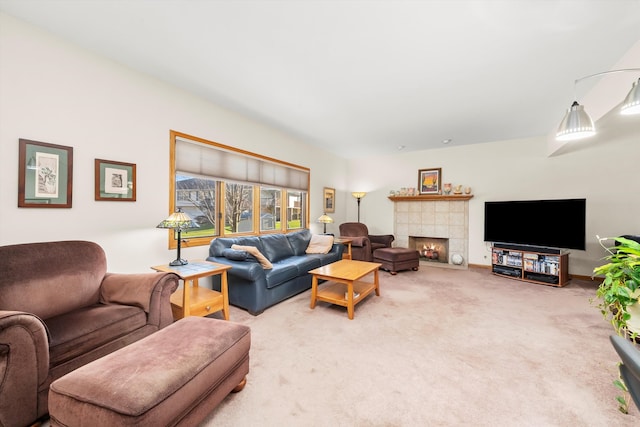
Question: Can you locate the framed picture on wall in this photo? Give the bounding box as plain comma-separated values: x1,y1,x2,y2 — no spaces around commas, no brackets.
18,138,73,208
418,168,442,195
95,159,137,201
323,187,335,213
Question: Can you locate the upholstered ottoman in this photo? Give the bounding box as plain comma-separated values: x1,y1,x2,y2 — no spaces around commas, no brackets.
373,247,420,275
48,316,250,426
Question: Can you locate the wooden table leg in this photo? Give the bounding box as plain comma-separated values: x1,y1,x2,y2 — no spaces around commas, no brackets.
182,279,193,317
221,271,230,320
310,275,318,309
374,269,380,296
347,281,354,320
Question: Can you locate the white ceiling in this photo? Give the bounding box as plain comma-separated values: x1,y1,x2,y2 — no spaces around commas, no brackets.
1,0,639,158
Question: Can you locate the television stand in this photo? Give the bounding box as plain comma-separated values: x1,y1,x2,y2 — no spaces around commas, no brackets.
491,246,569,287
492,242,561,255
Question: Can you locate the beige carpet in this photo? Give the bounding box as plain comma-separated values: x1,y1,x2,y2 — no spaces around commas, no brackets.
200,266,639,427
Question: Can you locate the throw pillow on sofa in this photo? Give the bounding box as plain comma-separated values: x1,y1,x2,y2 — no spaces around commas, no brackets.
305,234,334,254
231,244,273,269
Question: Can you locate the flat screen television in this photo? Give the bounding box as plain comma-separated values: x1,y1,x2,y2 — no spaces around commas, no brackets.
484,198,586,250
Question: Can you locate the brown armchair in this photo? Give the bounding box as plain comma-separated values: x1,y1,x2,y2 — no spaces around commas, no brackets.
339,222,394,261
0,240,179,427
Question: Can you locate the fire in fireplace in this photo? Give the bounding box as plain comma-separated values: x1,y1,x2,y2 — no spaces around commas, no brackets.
409,236,449,264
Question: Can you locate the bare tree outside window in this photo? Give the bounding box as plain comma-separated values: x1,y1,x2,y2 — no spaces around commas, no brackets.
175,175,217,237
225,183,254,233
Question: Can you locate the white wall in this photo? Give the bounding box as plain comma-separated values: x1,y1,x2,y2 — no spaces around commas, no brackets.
1,12,637,278
0,13,347,272
348,96,640,277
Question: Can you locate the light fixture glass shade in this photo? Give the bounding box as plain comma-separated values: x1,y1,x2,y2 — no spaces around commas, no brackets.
317,214,334,224
156,208,198,230
556,101,595,141
156,208,199,266
620,78,640,115
317,213,333,234
351,192,366,199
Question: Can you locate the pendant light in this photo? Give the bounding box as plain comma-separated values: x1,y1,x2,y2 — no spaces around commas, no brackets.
620,78,640,115
556,69,640,141
556,101,595,141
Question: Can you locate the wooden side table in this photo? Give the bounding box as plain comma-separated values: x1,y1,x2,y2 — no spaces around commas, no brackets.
334,237,353,260
151,260,231,320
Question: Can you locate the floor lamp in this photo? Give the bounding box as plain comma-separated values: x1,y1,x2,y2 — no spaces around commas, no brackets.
351,192,366,222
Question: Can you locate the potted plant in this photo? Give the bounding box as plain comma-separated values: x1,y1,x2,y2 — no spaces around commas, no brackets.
592,235,640,413
593,236,640,337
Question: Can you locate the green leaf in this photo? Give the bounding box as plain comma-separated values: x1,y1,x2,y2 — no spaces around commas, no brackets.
614,379,628,392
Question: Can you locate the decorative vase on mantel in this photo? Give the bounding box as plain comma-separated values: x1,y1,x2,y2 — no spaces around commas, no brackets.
443,183,452,195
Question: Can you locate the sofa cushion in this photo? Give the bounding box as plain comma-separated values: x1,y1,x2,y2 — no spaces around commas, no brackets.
264,263,299,289
280,255,322,275
209,238,236,257
234,236,263,251
45,304,147,366
232,244,272,269
222,248,248,261
286,229,312,255
305,234,334,254
260,234,295,263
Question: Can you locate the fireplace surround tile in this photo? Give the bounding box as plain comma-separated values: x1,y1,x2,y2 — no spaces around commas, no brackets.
392,198,470,269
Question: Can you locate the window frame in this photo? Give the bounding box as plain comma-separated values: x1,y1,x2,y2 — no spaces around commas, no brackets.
167,130,310,249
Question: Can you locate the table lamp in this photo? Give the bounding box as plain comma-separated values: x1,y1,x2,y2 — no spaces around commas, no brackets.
317,213,334,234
156,208,199,266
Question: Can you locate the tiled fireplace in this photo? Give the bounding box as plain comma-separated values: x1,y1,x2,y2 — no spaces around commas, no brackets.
390,196,471,269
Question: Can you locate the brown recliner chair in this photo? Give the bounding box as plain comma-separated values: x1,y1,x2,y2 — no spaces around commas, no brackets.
0,240,179,427
339,222,394,261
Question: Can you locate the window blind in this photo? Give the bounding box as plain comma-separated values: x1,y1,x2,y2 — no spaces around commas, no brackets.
175,137,309,191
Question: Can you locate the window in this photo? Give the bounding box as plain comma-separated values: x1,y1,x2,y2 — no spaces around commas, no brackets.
167,131,310,249
225,183,254,234
176,174,218,238
286,191,305,229
260,187,281,231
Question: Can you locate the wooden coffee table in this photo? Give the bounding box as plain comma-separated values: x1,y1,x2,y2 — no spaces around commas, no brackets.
309,259,381,319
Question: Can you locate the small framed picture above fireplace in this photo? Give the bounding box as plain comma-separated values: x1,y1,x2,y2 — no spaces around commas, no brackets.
418,168,441,195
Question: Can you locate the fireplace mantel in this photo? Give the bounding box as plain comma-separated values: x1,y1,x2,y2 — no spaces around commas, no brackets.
388,194,473,202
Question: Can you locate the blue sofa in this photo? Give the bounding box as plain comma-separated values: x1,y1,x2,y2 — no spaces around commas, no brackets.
207,229,344,315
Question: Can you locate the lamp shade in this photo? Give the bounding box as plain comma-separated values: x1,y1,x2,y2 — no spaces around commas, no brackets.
317,214,334,224
621,78,640,115
556,101,595,141
156,208,198,266
351,192,366,199
156,208,198,230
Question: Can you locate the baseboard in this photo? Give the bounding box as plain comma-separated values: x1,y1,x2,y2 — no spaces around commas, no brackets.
574,274,601,283
469,263,491,270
